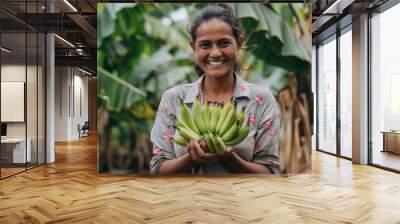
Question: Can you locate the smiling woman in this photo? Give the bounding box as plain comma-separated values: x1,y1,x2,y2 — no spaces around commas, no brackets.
149,4,281,175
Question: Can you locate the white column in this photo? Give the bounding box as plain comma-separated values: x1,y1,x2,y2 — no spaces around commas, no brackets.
352,14,369,164
46,32,55,163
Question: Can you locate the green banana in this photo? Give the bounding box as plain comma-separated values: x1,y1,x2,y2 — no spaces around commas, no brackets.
236,107,246,127
173,135,188,146
180,100,200,135
209,105,221,134
174,98,249,150
178,126,201,141
202,103,210,132
218,107,236,136
224,122,250,146
192,99,207,135
205,134,216,153
227,109,237,132
176,117,190,130
221,121,240,142
214,135,227,155
210,135,222,155
215,102,233,135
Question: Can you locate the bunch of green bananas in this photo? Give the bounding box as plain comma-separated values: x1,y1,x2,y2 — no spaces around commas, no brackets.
172,99,250,155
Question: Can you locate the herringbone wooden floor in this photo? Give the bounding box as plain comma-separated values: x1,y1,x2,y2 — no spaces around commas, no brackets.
1,134,400,224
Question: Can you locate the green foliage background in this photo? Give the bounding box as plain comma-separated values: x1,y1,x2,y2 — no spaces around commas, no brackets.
97,3,311,173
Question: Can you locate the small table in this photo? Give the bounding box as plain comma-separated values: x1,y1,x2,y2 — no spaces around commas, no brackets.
381,131,400,154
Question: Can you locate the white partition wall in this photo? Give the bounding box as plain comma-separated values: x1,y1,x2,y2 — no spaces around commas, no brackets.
1,30,28,176
0,1,48,179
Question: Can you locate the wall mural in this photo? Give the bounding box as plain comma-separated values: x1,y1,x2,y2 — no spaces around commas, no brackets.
97,3,312,175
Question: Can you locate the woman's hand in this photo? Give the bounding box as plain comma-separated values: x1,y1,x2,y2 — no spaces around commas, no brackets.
185,140,271,173
186,140,234,164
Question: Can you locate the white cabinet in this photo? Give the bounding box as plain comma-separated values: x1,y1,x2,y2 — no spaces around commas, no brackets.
1,138,32,163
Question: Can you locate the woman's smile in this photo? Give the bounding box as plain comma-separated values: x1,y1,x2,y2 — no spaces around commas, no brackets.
205,58,228,67
207,60,226,65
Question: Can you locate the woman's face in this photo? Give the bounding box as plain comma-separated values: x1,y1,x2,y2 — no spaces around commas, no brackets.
193,18,241,79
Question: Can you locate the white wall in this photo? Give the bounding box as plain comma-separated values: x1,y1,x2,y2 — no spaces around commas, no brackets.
72,73,89,138
1,65,26,81
1,65,32,138
55,66,89,141
55,67,69,141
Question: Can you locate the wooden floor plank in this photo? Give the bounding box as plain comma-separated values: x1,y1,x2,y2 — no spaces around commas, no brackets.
0,134,399,223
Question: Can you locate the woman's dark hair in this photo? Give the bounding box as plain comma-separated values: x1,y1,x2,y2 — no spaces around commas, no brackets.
188,3,242,76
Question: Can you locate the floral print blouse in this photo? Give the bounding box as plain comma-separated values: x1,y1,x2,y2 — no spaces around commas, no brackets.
149,73,281,174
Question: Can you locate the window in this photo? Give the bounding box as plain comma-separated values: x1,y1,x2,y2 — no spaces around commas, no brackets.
317,35,337,154
371,3,400,171
339,28,352,158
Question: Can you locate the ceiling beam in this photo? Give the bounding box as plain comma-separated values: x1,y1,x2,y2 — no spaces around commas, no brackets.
66,13,97,46
55,55,96,70
322,0,356,15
